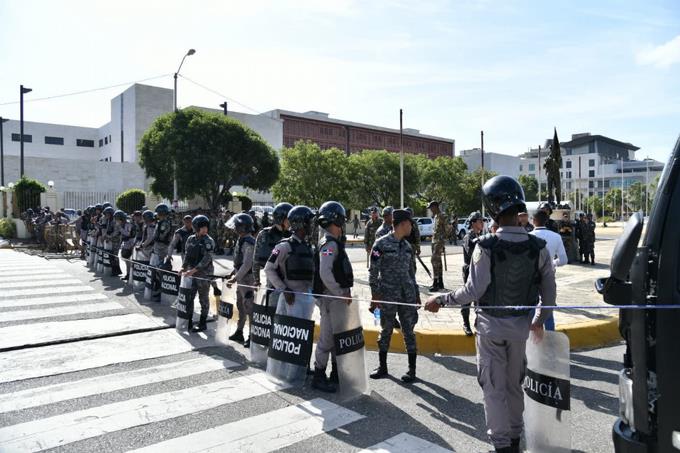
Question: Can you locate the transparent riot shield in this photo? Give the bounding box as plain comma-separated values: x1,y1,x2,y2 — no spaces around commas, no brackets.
102,240,113,277
250,289,277,367
175,275,195,332
144,253,161,301
523,330,571,452
331,297,368,400
159,262,179,305
129,250,149,292
87,233,97,269
266,291,315,386
95,237,104,274
215,280,236,346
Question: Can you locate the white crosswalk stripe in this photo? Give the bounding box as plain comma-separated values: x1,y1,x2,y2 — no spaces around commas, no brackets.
0,301,124,323
0,285,95,299
0,355,238,413
129,398,365,453
0,293,108,308
359,433,453,452
0,271,67,281
0,278,83,289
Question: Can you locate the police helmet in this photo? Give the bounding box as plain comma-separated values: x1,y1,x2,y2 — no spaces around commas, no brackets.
154,203,170,215
382,206,394,217
132,210,142,217
287,206,315,235
467,211,484,224
94,204,103,211
226,212,254,234
538,201,553,215
272,202,293,225
482,176,526,220
317,201,346,229
404,207,413,215
192,214,210,230
103,206,115,216
113,210,127,221
142,210,155,221
102,202,112,209
26,208,34,215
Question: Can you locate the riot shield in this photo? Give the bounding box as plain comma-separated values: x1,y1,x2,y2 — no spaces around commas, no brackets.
87,233,97,269
523,330,571,452
144,254,161,301
215,280,236,346
159,265,180,305
129,250,149,292
266,292,315,386
95,237,104,275
102,240,113,276
250,289,278,367
331,298,368,400
175,275,195,332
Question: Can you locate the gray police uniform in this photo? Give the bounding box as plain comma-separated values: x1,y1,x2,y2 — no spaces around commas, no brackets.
437,226,556,450
140,222,156,257
253,225,289,288
233,235,256,332
314,232,353,370
264,235,315,318
369,232,419,353
167,226,192,260
182,234,216,324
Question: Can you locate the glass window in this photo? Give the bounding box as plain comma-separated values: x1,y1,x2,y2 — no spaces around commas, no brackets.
566,171,572,179
76,139,95,147
99,139,103,147
528,164,535,171
44,136,64,145
589,159,595,167
11,133,32,142
105,136,108,145
589,170,595,178
589,180,594,188
566,160,572,169
519,164,523,171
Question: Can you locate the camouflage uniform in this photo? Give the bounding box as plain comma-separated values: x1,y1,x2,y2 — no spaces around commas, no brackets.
232,235,256,332
183,233,216,325
369,232,420,353
363,217,383,267
431,212,448,285
405,219,421,274
579,219,596,264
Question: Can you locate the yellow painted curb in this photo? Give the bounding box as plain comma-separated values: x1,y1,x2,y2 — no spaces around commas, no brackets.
311,316,621,356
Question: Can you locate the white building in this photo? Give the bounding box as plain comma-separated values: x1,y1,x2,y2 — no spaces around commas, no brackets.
459,148,521,178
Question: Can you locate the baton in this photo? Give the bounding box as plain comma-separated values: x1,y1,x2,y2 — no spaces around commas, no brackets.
416,254,432,278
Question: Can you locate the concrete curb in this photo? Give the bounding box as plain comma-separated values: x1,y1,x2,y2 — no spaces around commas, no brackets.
313,316,621,356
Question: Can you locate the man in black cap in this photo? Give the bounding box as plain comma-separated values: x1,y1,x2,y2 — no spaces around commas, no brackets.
538,202,559,233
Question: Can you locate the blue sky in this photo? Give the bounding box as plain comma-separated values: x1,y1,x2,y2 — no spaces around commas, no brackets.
1,0,679,163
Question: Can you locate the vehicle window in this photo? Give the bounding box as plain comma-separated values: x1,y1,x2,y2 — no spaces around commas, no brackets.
421,218,432,224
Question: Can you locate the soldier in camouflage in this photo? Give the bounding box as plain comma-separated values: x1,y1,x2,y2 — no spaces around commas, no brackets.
369,209,421,384
429,201,448,291
375,206,394,240
363,207,382,267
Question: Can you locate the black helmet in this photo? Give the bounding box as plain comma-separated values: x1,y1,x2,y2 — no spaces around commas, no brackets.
26,208,34,215
226,212,254,233
317,201,346,229
113,210,127,221
102,202,112,209
287,205,315,235
467,211,484,223
404,207,413,215
155,203,170,215
103,206,115,216
538,202,553,215
94,204,103,211
482,176,526,220
192,214,210,230
142,210,154,221
382,206,394,217
272,202,293,225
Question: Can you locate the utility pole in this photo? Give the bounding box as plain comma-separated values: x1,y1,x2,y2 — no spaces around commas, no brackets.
19,85,32,177
399,109,404,209
219,102,228,116
537,145,541,203
645,157,649,216
601,158,605,220
481,130,485,218
621,158,625,221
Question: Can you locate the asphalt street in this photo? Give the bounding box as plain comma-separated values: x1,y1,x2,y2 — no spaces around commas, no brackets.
0,249,621,452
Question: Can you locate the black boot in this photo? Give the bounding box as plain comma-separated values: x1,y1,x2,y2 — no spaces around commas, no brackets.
311,368,337,393
370,351,388,379
401,352,417,383
428,278,439,292
438,276,445,290
229,329,245,343
191,317,208,332
213,285,222,296
330,362,339,384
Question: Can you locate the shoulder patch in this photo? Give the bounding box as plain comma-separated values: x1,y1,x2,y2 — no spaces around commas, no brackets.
321,247,334,256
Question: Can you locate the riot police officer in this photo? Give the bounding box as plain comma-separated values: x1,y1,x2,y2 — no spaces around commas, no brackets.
182,215,216,332
311,201,354,393
253,202,293,288
226,213,257,346
137,210,156,258
425,176,557,453
120,211,138,281
460,210,485,336
151,203,173,301
167,215,194,262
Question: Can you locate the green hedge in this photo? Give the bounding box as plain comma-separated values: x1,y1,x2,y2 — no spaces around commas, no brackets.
13,176,46,214
0,218,16,238
116,189,146,214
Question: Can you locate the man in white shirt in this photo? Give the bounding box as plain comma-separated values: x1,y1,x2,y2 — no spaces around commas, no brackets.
530,210,567,330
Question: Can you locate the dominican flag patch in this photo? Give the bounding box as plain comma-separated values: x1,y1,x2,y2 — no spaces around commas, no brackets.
321,248,333,256
371,250,381,258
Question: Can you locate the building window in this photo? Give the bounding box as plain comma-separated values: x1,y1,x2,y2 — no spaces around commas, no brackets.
109,134,112,142
604,180,610,188
528,164,535,171
589,159,595,167
44,136,64,145
99,139,103,147
589,170,595,178
105,136,108,145
589,180,594,188
11,133,32,143
76,139,95,148
528,174,535,178
519,164,523,172
566,171,572,179
566,160,572,169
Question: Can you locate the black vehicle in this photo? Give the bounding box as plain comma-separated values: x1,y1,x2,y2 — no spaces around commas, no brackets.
596,135,680,452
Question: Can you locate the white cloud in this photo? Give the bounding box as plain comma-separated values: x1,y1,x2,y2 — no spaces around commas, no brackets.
636,35,680,68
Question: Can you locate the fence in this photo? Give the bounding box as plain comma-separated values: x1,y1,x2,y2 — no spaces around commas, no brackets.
62,192,121,210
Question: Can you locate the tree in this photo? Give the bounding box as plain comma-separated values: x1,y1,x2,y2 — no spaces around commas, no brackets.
605,188,623,218
417,156,469,213
518,175,539,201
458,167,498,215
271,141,351,208
116,189,146,213
627,182,646,213
13,176,46,214
348,150,419,209
584,195,603,216
138,108,279,211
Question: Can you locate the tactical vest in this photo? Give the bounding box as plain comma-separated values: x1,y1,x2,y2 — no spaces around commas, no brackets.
154,219,172,244
285,237,314,281
255,226,287,266
313,235,353,296
184,236,203,268
175,227,191,253
477,234,544,318
234,236,256,272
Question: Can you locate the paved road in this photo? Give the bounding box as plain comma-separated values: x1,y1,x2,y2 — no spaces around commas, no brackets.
0,249,622,452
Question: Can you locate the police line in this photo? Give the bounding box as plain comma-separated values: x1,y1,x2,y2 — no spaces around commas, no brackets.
87,245,680,311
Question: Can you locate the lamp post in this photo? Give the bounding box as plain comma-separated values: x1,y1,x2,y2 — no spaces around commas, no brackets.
480,130,485,217
172,49,196,204
20,85,32,177
0,117,8,186
219,102,228,116
399,109,404,208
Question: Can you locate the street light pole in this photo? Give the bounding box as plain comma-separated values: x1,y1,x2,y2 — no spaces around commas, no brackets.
480,130,485,218
399,109,404,209
172,49,196,204
0,117,8,186
219,102,228,116
20,85,32,177
537,145,541,203
645,157,649,216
